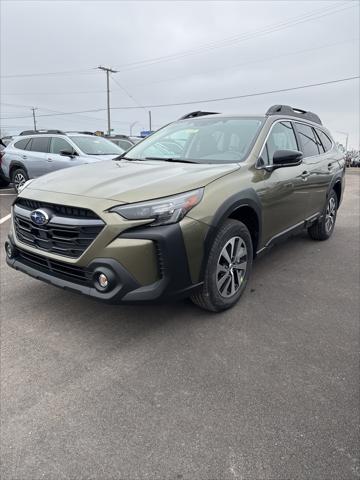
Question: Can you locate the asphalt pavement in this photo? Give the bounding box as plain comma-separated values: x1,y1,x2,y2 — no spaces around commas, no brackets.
1,170,359,480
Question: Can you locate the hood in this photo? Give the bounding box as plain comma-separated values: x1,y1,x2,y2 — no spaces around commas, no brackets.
81,154,120,162
27,159,240,203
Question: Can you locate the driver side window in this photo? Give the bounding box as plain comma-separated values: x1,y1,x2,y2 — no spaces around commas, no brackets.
262,121,298,165
50,137,75,155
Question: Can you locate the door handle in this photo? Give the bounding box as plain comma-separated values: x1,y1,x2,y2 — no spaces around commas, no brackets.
47,157,53,162
328,163,334,171
22,155,27,159
301,171,310,180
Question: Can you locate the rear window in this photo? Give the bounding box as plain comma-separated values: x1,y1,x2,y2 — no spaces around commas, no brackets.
28,137,50,153
295,123,319,157
14,138,31,150
316,129,333,152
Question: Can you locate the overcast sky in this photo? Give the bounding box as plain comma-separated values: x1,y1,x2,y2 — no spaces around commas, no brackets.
0,0,359,148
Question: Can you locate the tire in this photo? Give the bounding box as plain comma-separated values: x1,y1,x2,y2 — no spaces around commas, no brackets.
191,219,253,312
11,168,28,193
0,177,9,188
308,190,338,241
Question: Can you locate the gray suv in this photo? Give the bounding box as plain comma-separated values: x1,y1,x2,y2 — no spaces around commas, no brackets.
1,130,124,192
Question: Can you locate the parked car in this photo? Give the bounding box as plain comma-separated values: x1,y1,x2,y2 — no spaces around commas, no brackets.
351,156,360,167
128,136,143,145
1,130,124,192
1,136,14,146
0,144,10,187
5,105,345,312
106,135,136,151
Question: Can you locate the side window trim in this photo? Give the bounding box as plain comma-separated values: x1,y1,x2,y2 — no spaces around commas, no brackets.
313,128,325,154
316,128,334,153
25,138,33,151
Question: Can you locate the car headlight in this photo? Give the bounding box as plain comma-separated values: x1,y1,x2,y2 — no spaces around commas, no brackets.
17,179,33,193
110,188,204,226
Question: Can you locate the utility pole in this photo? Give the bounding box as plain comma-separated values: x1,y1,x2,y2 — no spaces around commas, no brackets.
97,66,118,136
148,110,152,132
31,107,37,131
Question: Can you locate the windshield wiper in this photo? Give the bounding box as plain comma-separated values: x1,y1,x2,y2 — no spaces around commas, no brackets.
144,157,198,164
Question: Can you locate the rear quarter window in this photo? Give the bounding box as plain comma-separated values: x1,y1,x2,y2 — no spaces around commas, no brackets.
14,138,31,150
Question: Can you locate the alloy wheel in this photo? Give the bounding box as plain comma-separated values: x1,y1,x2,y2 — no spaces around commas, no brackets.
14,172,26,191
216,236,248,298
325,197,336,233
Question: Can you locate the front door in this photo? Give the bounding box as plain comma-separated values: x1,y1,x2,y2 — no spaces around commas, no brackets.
256,121,310,245
48,137,80,172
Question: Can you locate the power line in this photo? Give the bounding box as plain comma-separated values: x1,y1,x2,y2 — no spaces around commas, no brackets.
111,75,360,110
1,75,358,120
1,3,354,80
112,3,355,72
131,37,359,88
2,37,357,99
110,74,146,111
0,68,98,79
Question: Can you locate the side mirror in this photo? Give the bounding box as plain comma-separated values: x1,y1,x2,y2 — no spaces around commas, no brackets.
60,150,77,158
272,149,303,168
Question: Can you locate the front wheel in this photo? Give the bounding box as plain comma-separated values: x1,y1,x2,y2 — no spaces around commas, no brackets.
191,219,253,312
308,190,338,241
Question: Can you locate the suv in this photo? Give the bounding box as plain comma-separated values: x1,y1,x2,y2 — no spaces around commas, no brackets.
5,105,345,312
1,130,124,192
106,134,137,151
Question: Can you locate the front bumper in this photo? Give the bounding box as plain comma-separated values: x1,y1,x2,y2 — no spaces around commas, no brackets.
5,223,203,303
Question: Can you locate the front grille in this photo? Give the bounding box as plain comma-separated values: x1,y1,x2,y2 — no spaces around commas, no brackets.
16,198,99,219
17,247,90,285
13,200,104,258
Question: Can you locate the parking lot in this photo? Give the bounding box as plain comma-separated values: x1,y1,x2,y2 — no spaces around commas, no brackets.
1,170,359,480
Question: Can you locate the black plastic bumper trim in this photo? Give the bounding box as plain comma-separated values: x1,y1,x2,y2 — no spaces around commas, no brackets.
6,223,200,303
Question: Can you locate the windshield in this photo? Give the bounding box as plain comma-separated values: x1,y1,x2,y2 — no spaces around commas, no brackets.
125,117,264,163
71,136,124,155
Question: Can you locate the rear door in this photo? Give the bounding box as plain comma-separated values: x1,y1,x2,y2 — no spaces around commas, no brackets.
24,136,51,177
294,122,331,217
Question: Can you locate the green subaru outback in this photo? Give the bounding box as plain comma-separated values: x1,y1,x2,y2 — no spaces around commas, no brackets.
5,105,345,311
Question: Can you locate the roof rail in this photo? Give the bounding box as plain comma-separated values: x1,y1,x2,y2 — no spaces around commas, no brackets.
266,105,322,125
179,111,219,120
19,129,66,136
66,131,95,135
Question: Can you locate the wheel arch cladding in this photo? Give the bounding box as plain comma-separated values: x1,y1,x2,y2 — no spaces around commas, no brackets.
332,180,342,206
200,190,262,279
10,162,28,178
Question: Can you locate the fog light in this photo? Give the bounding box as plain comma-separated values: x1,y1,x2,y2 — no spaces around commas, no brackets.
5,242,14,259
98,273,109,289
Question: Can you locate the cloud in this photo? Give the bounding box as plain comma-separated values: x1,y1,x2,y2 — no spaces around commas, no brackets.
0,0,359,147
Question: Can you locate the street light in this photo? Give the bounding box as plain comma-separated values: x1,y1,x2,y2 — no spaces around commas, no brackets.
337,131,349,151
129,121,139,136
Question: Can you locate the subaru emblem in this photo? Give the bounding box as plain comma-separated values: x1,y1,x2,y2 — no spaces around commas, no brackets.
30,209,50,226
